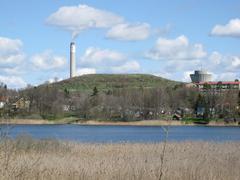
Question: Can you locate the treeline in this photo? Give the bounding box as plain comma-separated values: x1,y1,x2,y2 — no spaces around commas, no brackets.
14,84,240,121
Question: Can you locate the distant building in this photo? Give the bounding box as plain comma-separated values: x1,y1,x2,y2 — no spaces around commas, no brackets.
12,98,30,110
188,70,240,91
0,102,5,109
190,70,212,83
196,81,240,91
0,96,8,109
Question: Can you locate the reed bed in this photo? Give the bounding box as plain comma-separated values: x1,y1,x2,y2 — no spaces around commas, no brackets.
0,135,239,180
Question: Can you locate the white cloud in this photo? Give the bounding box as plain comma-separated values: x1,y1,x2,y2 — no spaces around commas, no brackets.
148,49,239,83
47,79,55,84
106,23,150,41
80,47,125,66
146,35,207,60
209,51,222,65
225,56,240,72
31,50,66,70
0,75,26,89
230,56,240,68
47,77,63,84
0,37,25,64
211,18,240,37
216,72,238,81
111,61,140,73
0,37,22,54
153,72,172,79
210,72,218,81
3,66,24,75
80,47,141,73
182,71,194,82
46,4,124,39
165,59,201,72
76,68,96,76
200,52,238,73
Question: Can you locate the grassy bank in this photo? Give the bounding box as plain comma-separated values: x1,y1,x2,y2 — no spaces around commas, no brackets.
76,119,183,126
0,136,239,180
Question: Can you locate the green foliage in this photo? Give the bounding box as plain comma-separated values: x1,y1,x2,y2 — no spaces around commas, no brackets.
194,94,211,120
92,86,98,96
203,83,211,90
183,117,210,124
64,88,70,98
41,114,64,121
238,91,240,106
195,94,205,108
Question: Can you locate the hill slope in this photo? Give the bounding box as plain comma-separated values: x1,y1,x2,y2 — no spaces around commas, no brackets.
50,74,182,92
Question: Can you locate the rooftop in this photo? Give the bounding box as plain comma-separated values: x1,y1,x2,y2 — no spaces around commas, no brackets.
196,81,240,85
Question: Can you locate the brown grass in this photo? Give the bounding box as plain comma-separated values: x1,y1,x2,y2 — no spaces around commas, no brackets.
0,118,52,124
1,118,239,126
0,136,239,180
77,120,184,126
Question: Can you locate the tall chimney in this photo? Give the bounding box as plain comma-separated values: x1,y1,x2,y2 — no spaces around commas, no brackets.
70,42,76,78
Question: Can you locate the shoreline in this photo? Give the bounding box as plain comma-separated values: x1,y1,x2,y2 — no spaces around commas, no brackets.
75,120,240,127
0,118,239,127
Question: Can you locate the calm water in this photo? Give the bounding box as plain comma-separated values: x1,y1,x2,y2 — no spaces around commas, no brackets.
2,124,240,143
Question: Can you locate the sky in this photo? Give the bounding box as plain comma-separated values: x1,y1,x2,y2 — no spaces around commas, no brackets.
1,0,240,89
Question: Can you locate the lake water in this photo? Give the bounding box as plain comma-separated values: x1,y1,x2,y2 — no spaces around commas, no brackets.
2,124,240,143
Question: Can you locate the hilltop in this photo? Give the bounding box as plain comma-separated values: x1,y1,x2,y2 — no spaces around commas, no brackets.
49,74,182,92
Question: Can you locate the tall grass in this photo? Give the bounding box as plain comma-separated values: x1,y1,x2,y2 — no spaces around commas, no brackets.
0,135,239,180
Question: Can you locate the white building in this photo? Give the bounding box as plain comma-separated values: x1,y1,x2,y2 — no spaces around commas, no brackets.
190,70,212,83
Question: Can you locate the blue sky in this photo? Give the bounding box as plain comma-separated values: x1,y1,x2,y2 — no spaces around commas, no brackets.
0,0,240,88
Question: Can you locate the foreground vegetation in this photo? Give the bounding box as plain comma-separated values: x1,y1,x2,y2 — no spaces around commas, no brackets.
0,136,239,180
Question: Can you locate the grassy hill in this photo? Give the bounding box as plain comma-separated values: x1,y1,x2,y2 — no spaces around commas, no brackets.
50,74,182,92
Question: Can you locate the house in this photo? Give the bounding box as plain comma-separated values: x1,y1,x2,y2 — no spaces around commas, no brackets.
196,81,240,91
12,98,30,110
0,96,9,109
62,105,71,111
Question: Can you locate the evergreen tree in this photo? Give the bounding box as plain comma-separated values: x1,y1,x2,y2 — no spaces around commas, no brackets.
64,88,70,98
238,91,240,106
92,86,98,96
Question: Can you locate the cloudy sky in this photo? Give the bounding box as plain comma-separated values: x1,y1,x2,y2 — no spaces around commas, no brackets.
1,0,240,89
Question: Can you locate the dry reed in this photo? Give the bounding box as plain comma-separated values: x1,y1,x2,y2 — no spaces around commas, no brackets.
0,135,239,180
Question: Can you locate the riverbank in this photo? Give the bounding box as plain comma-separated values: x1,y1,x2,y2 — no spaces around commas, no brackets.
0,137,239,180
0,118,55,124
76,119,239,126
76,119,183,126
0,118,239,126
